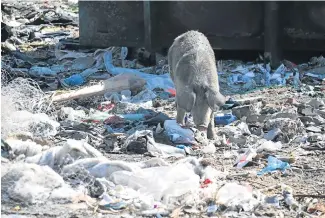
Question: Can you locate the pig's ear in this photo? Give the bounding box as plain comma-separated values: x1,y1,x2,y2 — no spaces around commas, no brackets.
205,89,226,111
176,86,196,112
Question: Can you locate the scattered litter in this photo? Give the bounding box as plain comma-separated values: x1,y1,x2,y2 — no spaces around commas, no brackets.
123,130,186,158
2,1,325,217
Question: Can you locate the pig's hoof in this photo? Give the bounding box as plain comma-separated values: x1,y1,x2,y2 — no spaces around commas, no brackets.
207,130,216,140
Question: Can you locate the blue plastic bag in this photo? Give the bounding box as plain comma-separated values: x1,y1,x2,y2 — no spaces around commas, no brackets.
257,156,290,176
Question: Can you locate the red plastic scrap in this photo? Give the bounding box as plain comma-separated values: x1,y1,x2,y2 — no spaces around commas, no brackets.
200,179,212,188
98,103,115,111
167,88,176,97
82,119,101,124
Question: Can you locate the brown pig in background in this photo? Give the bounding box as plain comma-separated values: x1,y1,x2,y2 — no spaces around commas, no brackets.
168,30,226,140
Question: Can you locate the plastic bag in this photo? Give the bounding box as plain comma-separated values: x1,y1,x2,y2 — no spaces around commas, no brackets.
257,156,290,176
164,120,196,144
9,110,60,138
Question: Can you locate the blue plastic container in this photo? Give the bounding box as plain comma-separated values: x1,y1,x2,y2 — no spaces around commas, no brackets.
215,114,237,125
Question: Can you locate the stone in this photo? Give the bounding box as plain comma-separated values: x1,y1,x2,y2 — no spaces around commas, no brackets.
298,105,317,116
246,114,267,124
264,118,304,140
235,97,262,105
306,126,322,133
271,112,299,120
232,105,252,119
308,99,325,109
286,98,299,106
307,133,324,143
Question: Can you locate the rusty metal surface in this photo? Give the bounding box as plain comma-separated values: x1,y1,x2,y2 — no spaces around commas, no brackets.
79,1,325,51
79,1,144,48
282,2,325,38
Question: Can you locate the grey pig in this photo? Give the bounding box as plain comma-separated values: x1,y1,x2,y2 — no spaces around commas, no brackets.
168,30,226,139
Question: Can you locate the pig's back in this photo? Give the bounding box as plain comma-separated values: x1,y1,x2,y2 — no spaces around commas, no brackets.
168,30,218,88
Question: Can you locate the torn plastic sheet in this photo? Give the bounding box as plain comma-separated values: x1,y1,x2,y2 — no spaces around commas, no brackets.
104,51,174,91
109,160,200,204
25,139,103,169
62,157,170,181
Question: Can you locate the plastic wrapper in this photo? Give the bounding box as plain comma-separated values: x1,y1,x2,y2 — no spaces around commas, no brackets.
235,148,257,169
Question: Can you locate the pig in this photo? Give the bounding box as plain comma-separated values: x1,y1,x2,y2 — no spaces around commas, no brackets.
168,30,226,140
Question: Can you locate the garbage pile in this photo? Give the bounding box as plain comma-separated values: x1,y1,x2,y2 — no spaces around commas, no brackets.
1,1,325,218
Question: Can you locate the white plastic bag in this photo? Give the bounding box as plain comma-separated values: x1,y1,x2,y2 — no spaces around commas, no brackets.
109,162,200,204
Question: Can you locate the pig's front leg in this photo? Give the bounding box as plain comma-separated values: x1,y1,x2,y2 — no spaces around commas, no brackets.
176,105,186,126
207,112,216,140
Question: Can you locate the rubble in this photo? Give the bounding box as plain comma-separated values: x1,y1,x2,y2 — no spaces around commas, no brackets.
1,1,325,218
